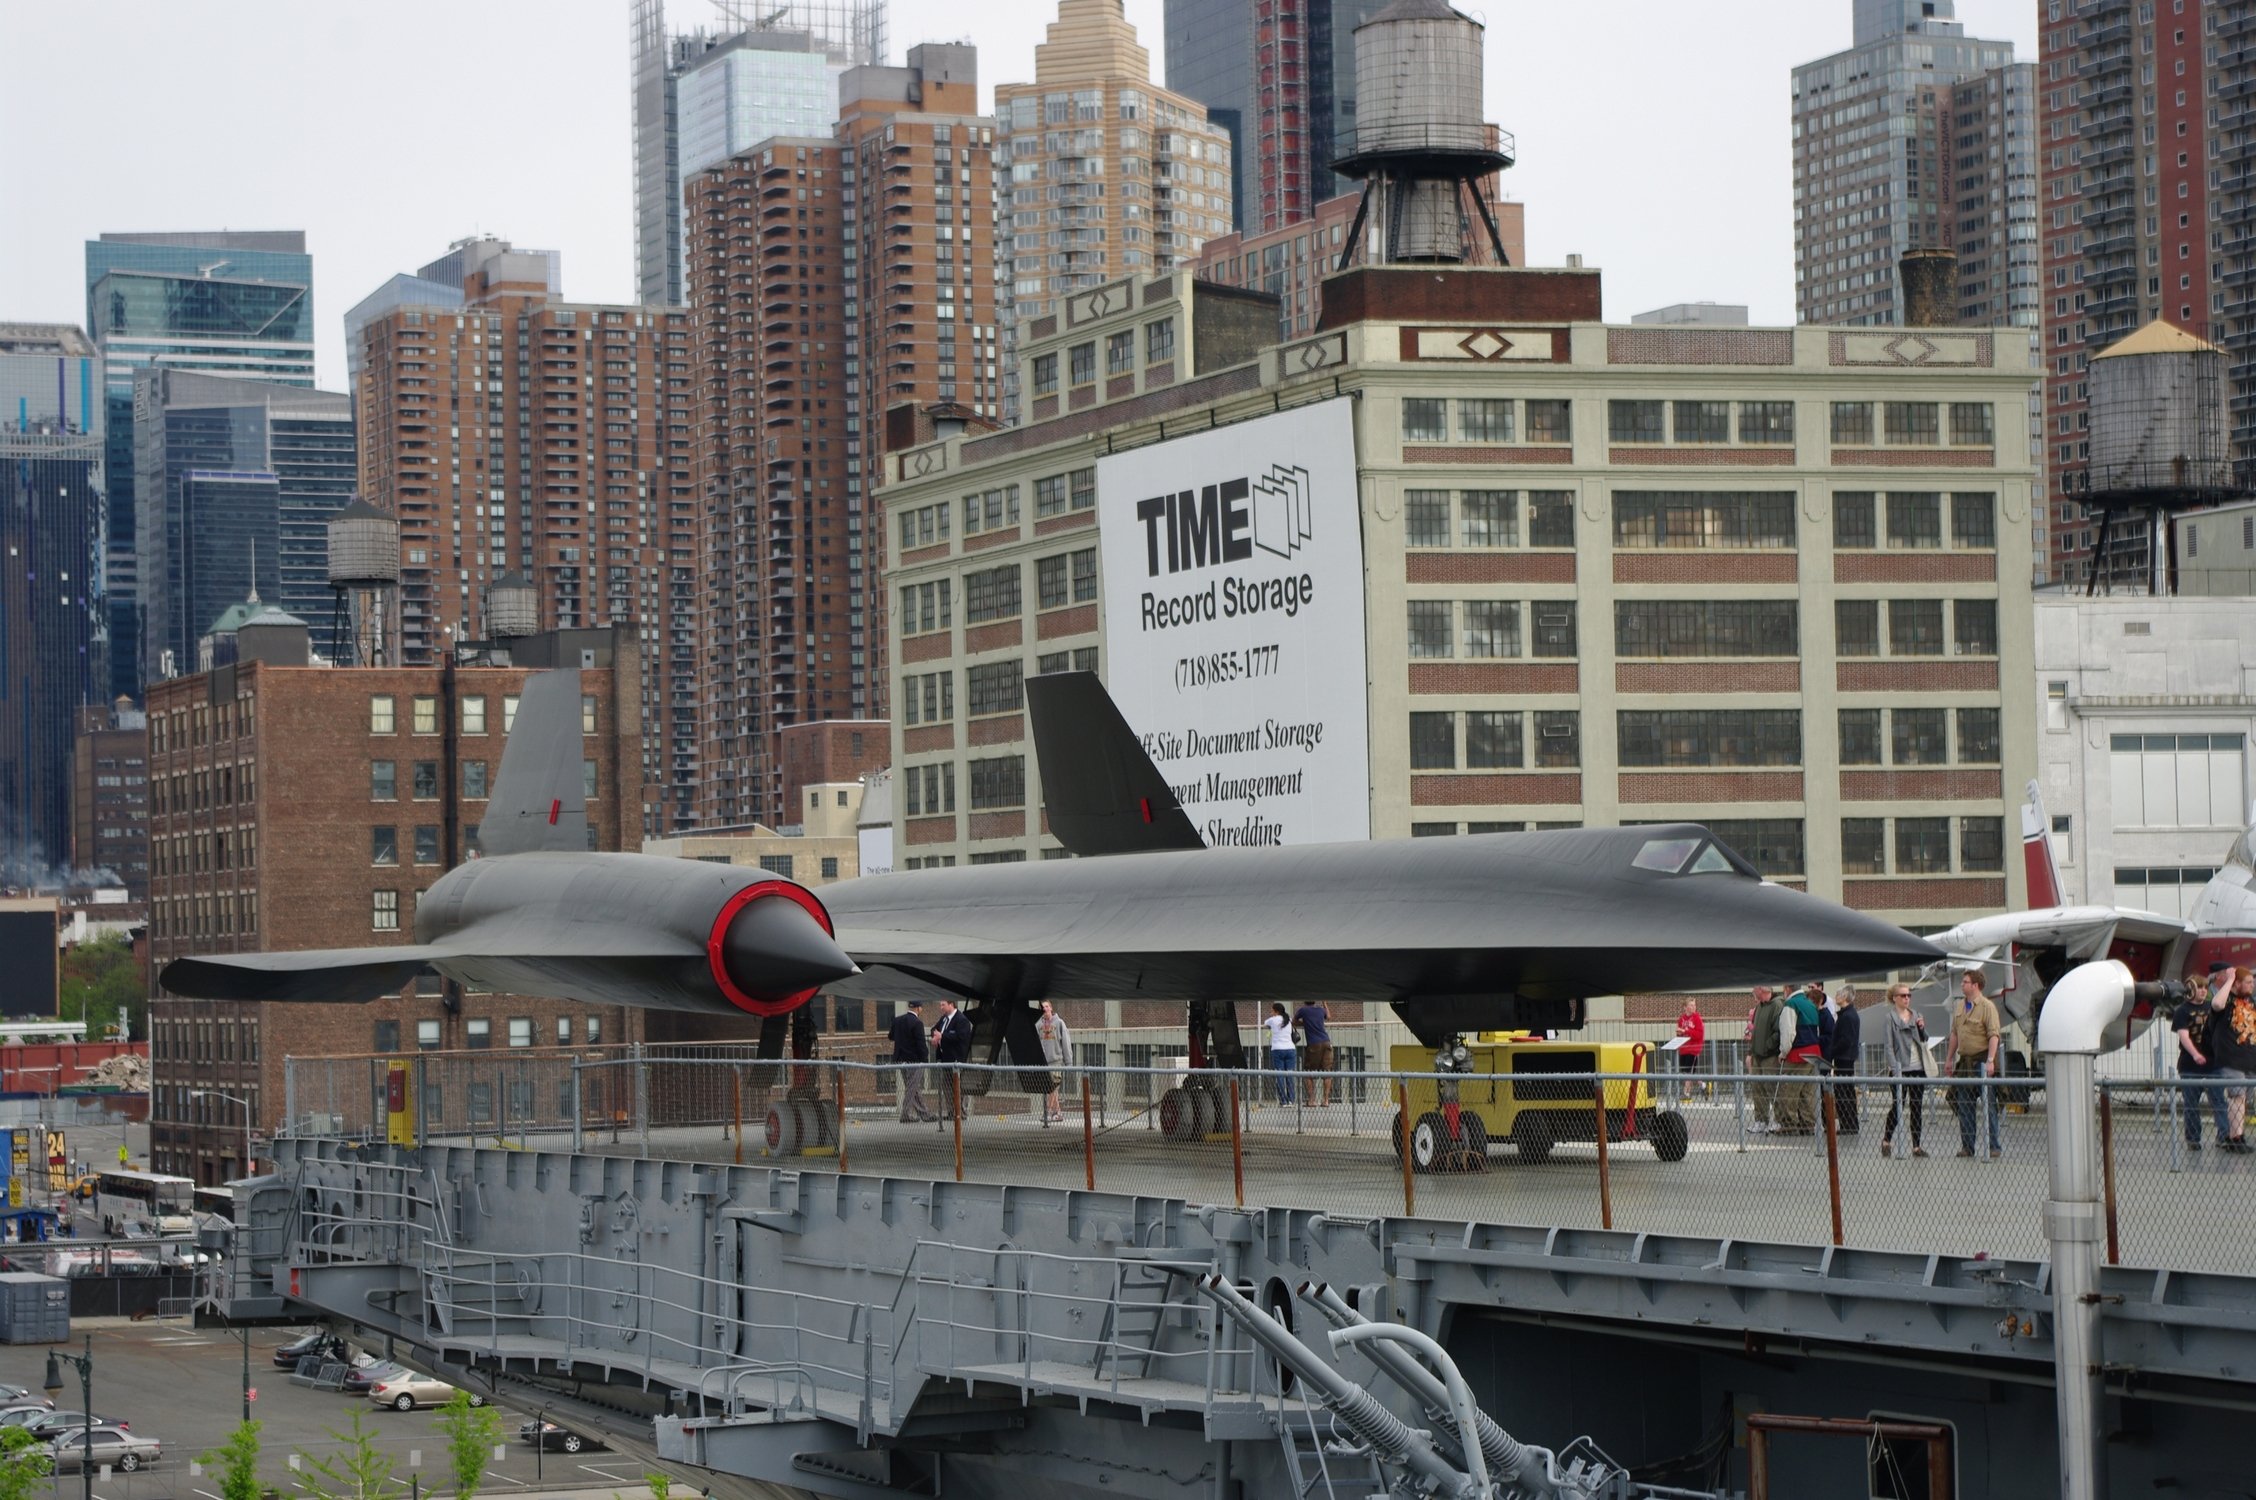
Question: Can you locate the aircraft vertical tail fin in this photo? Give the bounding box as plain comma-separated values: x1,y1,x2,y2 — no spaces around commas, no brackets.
1026,671,1205,857
479,669,590,857
2022,778,2064,909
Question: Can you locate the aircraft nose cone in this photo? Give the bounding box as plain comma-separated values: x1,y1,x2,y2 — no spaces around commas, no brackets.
721,890,860,1004
1761,885,1948,978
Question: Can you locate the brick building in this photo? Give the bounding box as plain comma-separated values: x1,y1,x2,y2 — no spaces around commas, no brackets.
351,237,695,835
777,721,889,828
144,624,647,1184
689,44,996,829
71,699,149,899
877,264,2041,1006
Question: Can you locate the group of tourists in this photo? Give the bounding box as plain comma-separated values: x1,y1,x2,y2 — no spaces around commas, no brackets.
2171,962,2256,1152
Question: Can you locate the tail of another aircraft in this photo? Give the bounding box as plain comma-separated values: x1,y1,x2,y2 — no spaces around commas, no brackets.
2021,778,2064,909
480,670,591,857
1026,671,1205,857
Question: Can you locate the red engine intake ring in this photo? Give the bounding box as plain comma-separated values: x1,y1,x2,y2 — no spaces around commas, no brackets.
706,879,837,1018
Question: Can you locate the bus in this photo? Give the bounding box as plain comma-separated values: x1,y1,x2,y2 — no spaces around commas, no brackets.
80,1169,195,1236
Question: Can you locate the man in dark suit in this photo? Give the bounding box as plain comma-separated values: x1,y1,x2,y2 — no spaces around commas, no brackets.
1826,985,1864,1134
931,998,974,1120
889,1000,936,1122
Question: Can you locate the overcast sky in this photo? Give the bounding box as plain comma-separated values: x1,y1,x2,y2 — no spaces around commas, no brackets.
2,0,2039,393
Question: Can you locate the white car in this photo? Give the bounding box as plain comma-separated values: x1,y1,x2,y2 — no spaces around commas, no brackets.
368,1371,486,1412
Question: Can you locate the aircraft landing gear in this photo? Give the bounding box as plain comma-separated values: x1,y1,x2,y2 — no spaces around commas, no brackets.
1157,999,1251,1144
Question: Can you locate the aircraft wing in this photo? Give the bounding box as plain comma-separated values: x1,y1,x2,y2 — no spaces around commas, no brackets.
160,947,451,1004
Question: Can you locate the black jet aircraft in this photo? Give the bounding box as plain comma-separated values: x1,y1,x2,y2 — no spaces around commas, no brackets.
164,669,1941,1086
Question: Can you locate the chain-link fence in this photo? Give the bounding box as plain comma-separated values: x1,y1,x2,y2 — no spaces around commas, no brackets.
2099,1077,2256,1279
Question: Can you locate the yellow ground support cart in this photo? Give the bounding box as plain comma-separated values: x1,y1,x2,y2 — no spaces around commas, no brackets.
1388,1033,1689,1171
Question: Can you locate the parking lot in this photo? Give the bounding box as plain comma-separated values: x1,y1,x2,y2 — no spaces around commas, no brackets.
0,1318,678,1500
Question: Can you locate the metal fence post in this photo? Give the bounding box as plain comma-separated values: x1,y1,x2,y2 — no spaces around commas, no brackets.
2100,1088,2121,1266
1593,1074,1613,1232
1821,1087,1844,1248
1396,1080,1415,1217
635,1043,649,1154
951,1074,964,1184
1229,1076,1245,1209
1081,1076,1096,1193
834,1066,849,1175
732,1068,743,1167
571,1060,583,1156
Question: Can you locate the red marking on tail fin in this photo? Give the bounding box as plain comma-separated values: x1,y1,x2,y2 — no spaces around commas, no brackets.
2022,829,2060,908
1139,797,1152,824
548,798,562,826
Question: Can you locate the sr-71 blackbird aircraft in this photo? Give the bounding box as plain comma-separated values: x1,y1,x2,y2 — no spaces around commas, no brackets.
162,668,1943,1081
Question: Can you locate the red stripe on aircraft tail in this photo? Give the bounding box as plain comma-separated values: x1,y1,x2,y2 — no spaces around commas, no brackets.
548,798,561,825
1139,797,1152,824
2022,830,2060,908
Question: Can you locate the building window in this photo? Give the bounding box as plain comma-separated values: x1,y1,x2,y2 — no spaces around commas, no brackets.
1531,603,1577,657
1883,402,1940,445
1954,599,1998,656
1958,708,2001,763
556,1016,572,1046
412,762,440,799
1961,817,2005,873
1887,599,1945,656
1038,555,1069,609
370,695,396,734
903,670,955,725
967,660,1025,715
1842,817,1886,875
414,826,441,864
2111,733,2247,828
463,761,489,799
1458,399,1513,443
965,565,1022,622
1836,600,1880,657
1407,600,1453,658
968,755,1025,809
372,761,397,800
964,486,1021,535
1402,398,1447,442
1466,710,1524,769
462,696,487,734
503,694,520,732
758,851,794,877
1146,319,1175,362
1529,492,1575,547
1608,400,1665,443
1534,710,1580,767
466,1018,491,1050
1694,818,1805,877
372,826,399,866
1830,402,1875,444
1405,491,1450,547
1462,600,1520,657
374,1020,400,1054
1617,710,1801,767
1612,492,1795,548
901,579,953,634
1106,329,1135,375
1525,400,1571,444
508,1017,533,1049
1834,492,1876,549
417,1020,442,1050
821,856,840,879
1948,403,1995,446
1409,712,1456,769
1885,493,1943,549
1034,474,1068,517
1071,548,1097,602
1952,493,1996,548
581,694,598,734
1739,401,1794,443
412,696,439,734
1892,708,1949,766
1614,600,1797,658
1895,817,1952,874
1459,490,1516,546
1839,710,1883,765
1033,353,1058,395
1068,342,1096,384
1070,468,1095,511
373,890,400,931
906,763,957,815
1673,400,1730,443
583,760,598,801
587,1016,602,1044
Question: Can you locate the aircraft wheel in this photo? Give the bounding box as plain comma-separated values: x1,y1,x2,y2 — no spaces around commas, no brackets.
1460,1113,1490,1164
765,1103,800,1156
1650,1111,1690,1163
1409,1112,1449,1174
1190,1086,1222,1137
794,1098,825,1148
1511,1112,1554,1164
1159,1088,1196,1142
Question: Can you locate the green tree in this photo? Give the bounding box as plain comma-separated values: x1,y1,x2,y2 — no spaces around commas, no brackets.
0,1425,54,1500
298,1411,395,1500
59,935,143,1039
437,1389,501,1500
643,1474,672,1500
198,1420,262,1500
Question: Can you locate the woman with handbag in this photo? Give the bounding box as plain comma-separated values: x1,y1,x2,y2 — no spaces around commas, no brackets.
1880,982,1930,1158
1037,1000,1071,1125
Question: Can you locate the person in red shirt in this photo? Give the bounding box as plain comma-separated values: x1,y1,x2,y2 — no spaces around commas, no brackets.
1674,997,1706,1099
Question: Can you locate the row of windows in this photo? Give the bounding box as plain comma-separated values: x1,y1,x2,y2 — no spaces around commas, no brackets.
370,758,593,801
151,696,254,753
1835,492,1995,549
1614,491,1796,549
964,484,1020,535
1034,467,1096,518
367,692,593,736
1603,400,1799,445
1407,710,1583,770
1843,816,2003,875
1030,319,1176,395
1840,708,2001,766
1407,600,1577,659
1836,598,1997,657
372,1014,605,1052
2110,733,2247,831
1616,600,1797,658
1401,397,1574,445
1404,490,1576,548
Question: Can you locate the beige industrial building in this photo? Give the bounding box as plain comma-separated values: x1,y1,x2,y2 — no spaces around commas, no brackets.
876,261,2040,968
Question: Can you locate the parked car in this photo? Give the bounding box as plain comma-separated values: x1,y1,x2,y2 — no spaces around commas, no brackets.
0,1401,53,1423
273,1331,347,1368
48,1426,159,1473
341,1360,404,1396
0,1387,44,1407
518,1419,608,1454
21,1412,125,1443
368,1371,484,1412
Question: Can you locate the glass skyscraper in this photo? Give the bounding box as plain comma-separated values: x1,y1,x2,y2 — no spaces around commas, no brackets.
84,231,314,697
0,325,108,884
133,369,351,681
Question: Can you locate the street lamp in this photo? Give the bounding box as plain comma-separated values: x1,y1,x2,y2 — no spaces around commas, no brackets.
190,1088,254,1180
41,1334,92,1500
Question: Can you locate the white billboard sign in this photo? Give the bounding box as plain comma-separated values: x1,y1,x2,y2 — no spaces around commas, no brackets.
1096,398,1370,846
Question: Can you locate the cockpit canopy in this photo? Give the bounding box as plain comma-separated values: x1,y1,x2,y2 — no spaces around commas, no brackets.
1631,836,1762,879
